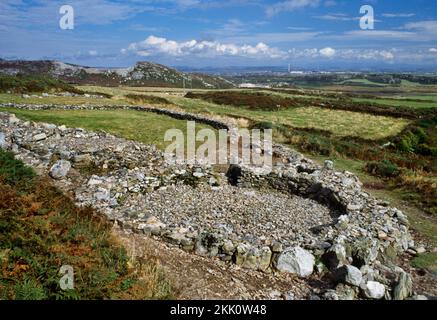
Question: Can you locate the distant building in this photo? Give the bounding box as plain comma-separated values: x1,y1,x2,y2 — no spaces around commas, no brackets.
239,83,271,89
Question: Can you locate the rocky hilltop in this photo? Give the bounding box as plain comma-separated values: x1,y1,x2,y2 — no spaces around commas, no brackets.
0,103,429,300
0,60,235,89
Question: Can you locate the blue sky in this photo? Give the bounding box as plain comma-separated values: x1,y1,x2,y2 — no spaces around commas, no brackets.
1,0,437,69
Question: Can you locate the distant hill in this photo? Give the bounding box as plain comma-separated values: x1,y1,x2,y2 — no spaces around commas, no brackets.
0,60,235,89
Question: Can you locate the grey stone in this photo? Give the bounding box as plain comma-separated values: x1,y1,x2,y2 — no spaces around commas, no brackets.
336,265,363,287
235,243,251,266
138,216,165,236
243,248,260,270
93,187,110,201
323,290,339,300
275,246,315,277
33,133,47,141
9,114,19,124
335,283,358,300
0,132,6,149
222,240,235,254
73,154,92,167
362,281,385,300
258,246,272,271
49,160,71,179
393,272,413,300
324,160,334,170
271,241,283,253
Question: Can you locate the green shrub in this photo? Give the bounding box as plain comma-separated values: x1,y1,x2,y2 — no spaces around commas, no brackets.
251,121,274,130
0,74,82,94
13,278,48,300
365,160,401,178
125,94,172,105
0,149,35,190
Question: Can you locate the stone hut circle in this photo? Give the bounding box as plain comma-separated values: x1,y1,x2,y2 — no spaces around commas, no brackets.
0,104,417,300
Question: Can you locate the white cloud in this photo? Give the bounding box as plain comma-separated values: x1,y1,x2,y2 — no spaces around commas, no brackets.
319,47,336,58
122,35,287,59
430,48,437,53
341,30,417,40
382,13,415,18
88,50,98,56
315,13,359,21
404,20,437,34
266,0,320,17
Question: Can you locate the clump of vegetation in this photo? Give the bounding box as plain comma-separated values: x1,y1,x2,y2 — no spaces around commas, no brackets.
125,94,173,106
394,119,437,156
186,91,299,111
0,74,83,94
412,253,437,274
366,160,401,178
251,121,274,130
0,149,172,300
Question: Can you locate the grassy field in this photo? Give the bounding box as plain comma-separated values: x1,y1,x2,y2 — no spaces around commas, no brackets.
0,93,120,106
162,95,410,140
1,107,213,150
353,97,437,109
337,78,387,87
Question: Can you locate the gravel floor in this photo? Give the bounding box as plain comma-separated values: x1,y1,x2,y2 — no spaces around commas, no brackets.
126,184,337,247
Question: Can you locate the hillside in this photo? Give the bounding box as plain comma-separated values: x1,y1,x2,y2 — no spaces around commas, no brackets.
0,60,235,89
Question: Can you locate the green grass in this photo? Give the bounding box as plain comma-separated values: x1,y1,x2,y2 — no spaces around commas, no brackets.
0,93,120,106
0,149,172,300
412,253,437,274
338,78,387,87
0,108,213,150
353,97,437,109
164,95,410,140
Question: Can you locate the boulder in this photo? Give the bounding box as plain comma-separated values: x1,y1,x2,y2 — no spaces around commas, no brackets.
393,272,413,300
335,265,363,287
243,248,260,270
0,132,6,149
258,246,272,271
235,243,251,266
323,160,334,171
362,281,385,299
275,246,315,277
49,160,71,179
33,133,47,142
